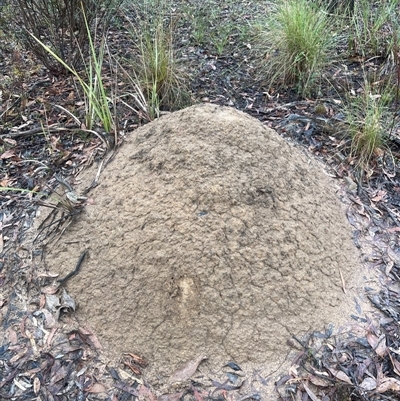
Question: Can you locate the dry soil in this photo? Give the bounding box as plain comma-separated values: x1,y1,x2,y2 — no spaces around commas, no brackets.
43,104,365,395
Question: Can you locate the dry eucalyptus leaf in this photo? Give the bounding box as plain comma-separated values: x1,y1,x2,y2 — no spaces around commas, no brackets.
376,377,400,393
78,326,102,350
33,377,40,395
169,355,207,383
359,377,377,391
158,392,184,401
374,335,387,357
87,382,108,393
41,285,59,295
366,332,379,349
7,327,18,345
327,368,352,385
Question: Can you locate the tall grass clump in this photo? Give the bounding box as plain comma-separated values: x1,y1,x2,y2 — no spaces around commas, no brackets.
29,5,115,147
345,80,390,168
349,0,398,58
258,0,335,96
126,0,189,119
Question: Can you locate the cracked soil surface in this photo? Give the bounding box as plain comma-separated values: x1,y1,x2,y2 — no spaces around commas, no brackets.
44,104,365,390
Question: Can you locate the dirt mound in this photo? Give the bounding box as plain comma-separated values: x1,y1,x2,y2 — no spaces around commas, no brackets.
45,104,362,391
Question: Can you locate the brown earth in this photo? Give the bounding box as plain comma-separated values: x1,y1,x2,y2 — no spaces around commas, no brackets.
43,104,365,394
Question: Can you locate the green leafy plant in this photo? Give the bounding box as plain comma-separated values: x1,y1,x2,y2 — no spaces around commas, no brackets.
29,5,115,146
257,0,335,96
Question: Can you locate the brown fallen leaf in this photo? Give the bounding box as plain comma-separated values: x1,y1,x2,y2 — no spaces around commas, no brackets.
33,377,40,395
122,360,141,375
158,392,184,401
169,355,207,383
46,327,58,347
359,377,376,391
39,294,46,309
9,349,28,364
376,377,400,393
366,332,379,348
138,384,157,401
327,368,352,385
125,352,147,367
87,382,108,393
7,328,18,345
368,334,387,357
41,285,59,295
0,149,16,159
78,326,103,350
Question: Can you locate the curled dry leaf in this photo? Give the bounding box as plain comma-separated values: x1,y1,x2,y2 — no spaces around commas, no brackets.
375,338,388,357
114,381,139,396
169,355,207,383
60,288,76,312
45,294,61,312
